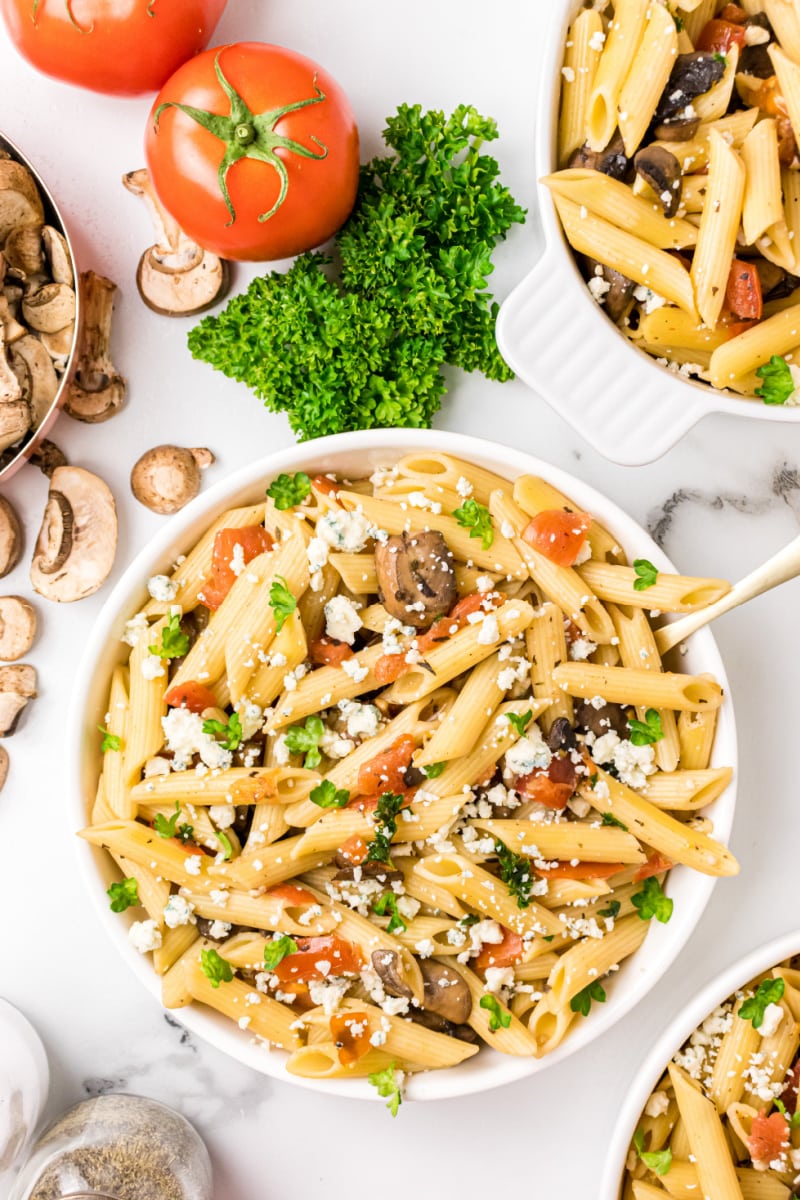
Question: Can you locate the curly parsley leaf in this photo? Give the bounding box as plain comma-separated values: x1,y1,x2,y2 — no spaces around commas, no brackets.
366,792,406,863
107,877,139,913
632,559,659,591
601,812,628,830
756,355,795,405
153,801,194,843
632,876,673,924
200,947,234,989
149,612,189,660
284,715,325,769
570,979,606,1017
98,724,121,752
774,1098,800,1128
506,710,533,738
202,711,243,751
597,899,621,920
480,994,512,1032
263,934,298,971
495,837,533,909
422,762,446,779
628,708,663,746
368,1063,404,1116
267,472,312,510
633,1128,672,1176
270,575,297,633
453,498,494,550
373,892,407,933
740,977,785,1029
310,779,350,809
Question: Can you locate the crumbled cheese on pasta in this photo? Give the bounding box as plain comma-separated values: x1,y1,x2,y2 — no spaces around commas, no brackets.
129,919,162,954
121,613,149,646
208,920,232,939
484,967,515,993
140,655,166,681
503,726,551,780
407,491,442,514
147,574,178,602
308,978,351,1014
590,730,656,789
163,895,195,928
644,1091,670,1118
324,595,362,645
319,729,355,759
759,1003,784,1039
569,637,596,661
209,804,236,829
338,698,381,740
341,656,368,682
477,613,501,645
456,476,473,498
317,508,374,553
162,707,233,771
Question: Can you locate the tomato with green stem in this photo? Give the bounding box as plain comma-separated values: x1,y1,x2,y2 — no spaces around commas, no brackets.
145,42,360,261
0,0,227,95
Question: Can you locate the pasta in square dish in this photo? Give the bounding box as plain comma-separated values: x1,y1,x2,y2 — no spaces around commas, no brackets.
80,450,738,1097
552,0,800,403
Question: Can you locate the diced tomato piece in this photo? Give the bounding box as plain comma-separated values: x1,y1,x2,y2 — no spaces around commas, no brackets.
696,18,747,52
747,1110,789,1167
537,861,624,880
200,526,274,610
417,591,505,653
309,636,353,666
633,852,673,882
724,319,758,339
272,935,364,984
374,653,411,685
357,734,416,796
164,681,218,713
339,834,369,865
726,260,763,321
518,755,578,810
522,510,592,567
267,883,316,905
475,927,523,970
718,4,746,21
311,474,340,496
330,1011,372,1066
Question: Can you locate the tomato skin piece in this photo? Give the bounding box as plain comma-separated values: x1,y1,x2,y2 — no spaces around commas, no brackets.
309,637,353,666
339,834,369,865
747,1110,788,1167
696,18,747,52
537,861,624,881
517,755,578,810
475,927,523,970
272,935,363,984
330,1011,372,1066
357,734,416,796
373,592,505,682
164,681,217,713
633,852,673,882
374,654,409,685
145,42,360,261
725,260,763,321
522,510,592,567
267,883,316,905
200,525,273,610
0,0,227,95
718,3,746,20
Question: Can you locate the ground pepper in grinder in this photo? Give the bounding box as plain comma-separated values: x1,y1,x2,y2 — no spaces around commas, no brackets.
10,1094,212,1200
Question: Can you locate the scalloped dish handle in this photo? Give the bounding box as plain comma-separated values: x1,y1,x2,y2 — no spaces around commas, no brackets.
496,244,717,466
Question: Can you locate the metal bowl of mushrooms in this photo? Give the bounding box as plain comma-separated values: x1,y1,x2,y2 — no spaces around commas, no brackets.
0,130,80,480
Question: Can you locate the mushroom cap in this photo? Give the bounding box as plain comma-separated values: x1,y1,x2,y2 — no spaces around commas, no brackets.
0,495,22,577
11,334,59,426
30,465,118,603
419,960,472,1025
130,445,214,514
42,225,74,287
4,224,44,277
374,529,457,629
0,161,45,243
136,249,230,317
370,949,413,999
0,596,36,661
634,146,682,219
21,282,76,334
0,662,36,736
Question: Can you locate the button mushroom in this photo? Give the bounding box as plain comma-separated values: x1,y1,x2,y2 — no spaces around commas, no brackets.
0,597,36,660
0,160,44,243
131,445,215,515
634,146,683,219
30,465,118,602
374,529,457,629
370,949,413,999
123,168,229,317
21,282,76,335
419,960,472,1025
3,224,44,278
0,496,22,577
0,663,36,735
64,271,125,423
654,53,727,124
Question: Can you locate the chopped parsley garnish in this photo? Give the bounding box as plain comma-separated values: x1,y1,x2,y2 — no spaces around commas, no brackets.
597,899,621,920
632,558,659,591
263,934,298,970
601,812,628,830
756,355,796,405
149,611,190,659
269,575,297,633
774,1099,800,1128
422,762,446,779
570,980,606,1017
453,499,494,550
284,715,325,769
628,708,663,746
107,877,139,913
633,1128,672,1176
365,792,406,863
310,779,350,809
154,800,194,843
632,876,673,924
98,724,121,752
506,710,532,738
215,831,233,860
713,51,727,64
480,994,512,1032
266,472,312,510
373,892,407,934
202,711,243,750
368,1063,403,1116
495,837,533,909
200,948,234,988
740,977,785,1029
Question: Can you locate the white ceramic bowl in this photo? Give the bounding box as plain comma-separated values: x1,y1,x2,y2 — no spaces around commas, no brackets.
67,429,737,1101
495,1,800,467
599,929,800,1199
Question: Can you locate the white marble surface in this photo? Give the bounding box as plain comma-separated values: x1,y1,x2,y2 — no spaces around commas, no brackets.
2,2,800,1197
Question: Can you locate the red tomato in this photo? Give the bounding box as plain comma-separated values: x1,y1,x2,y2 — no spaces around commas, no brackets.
267,883,316,905
522,510,592,567
339,835,369,865
475,927,523,971
747,1111,788,1166
164,681,217,713
633,852,673,882
0,0,227,95
725,260,763,321
330,1011,372,1066
309,637,353,666
518,755,578,810
200,525,273,610
145,42,360,261
725,319,758,339
272,935,363,984
537,861,624,880
696,19,747,52
357,734,416,796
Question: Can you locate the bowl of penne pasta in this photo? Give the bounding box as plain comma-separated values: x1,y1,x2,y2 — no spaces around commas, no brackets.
496,0,800,466
68,429,738,1102
601,929,800,1200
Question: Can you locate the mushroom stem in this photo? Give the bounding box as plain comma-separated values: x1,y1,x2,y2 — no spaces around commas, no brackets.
64,271,126,423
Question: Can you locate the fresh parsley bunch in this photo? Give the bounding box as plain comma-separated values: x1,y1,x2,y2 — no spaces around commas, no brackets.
188,104,525,439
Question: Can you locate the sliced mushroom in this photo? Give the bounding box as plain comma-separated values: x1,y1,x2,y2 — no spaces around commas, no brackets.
4,224,44,278
575,699,630,740
408,1009,479,1043
546,716,577,753
584,258,636,324
0,663,36,735
419,960,472,1025
568,131,631,180
634,146,682,218
0,161,44,243
30,465,118,602
371,949,413,999
0,295,27,343
0,400,30,452
41,225,74,287
39,321,74,365
0,597,36,660
652,116,701,142
130,445,215,514
123,168,230,317
64,271,125,423
0,745,8,792
374,529,457,629
654,53,727,123
21,282,76,334
0,496,22,577
11,335,58,426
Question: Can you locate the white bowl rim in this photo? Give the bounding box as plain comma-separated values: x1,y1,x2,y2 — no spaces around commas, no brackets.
599,927,800,1200
67,428,738,1102
494,0,800,467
